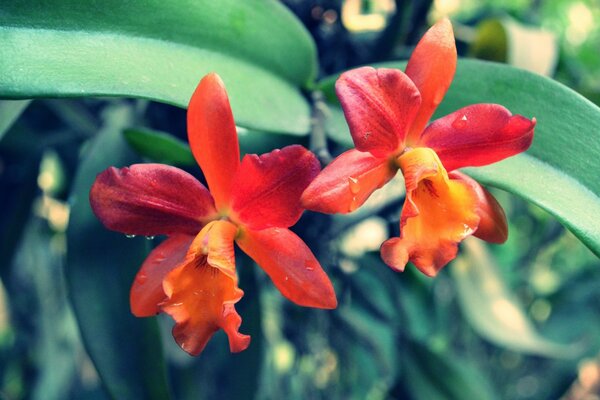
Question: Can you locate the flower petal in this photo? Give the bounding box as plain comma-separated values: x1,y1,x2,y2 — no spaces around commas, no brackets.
90,164,216,236
187,73,240,210
380,148,480,276
230,145,320,229
405,18,457,144
130,234,194,317
236,227,337,309
161,220,250,355
419,104,536,171
301,149,397,214
451,171,508,244
336,66,421,157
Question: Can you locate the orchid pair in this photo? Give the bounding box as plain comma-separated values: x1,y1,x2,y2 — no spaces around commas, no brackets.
89,19,535,356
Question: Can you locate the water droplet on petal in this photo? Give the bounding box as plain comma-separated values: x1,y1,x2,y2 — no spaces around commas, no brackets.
145,236,155,240
284,276,289,281
125,234,136,239
348,196,359,212
348,177,360,195
452,115,468,129
305,261,315,271
135,273,147,285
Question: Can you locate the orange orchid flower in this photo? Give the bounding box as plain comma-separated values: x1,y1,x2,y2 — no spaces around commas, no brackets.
302,19,536,277
90,73,337,356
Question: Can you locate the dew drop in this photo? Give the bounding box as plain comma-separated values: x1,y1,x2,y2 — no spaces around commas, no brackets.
348,177,360,195
348,196,359,212
135,273,147,285
145,236,155,240
305,261,315,271
284,276,289,281
125,234,136,238
452,115,468,129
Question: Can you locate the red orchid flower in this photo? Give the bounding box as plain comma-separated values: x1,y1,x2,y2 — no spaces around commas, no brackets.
90,73,337,356
302,18,535,277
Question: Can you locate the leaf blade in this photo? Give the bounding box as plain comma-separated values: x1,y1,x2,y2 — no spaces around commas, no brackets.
66,104,171,399
0,0,315,135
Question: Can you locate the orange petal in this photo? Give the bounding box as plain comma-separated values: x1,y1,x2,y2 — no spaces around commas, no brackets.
451,171,508,244
187,73,240,210
405,18,457,144
236,227,337,309
130,234,194,317
161,221,250,355
301,149,398,214
380,148,479,276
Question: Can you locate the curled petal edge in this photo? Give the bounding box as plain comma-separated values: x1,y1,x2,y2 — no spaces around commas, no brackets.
381,148,480,276
160,221,250,355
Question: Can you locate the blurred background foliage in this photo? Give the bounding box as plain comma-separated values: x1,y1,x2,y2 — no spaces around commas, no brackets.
1,0,599,399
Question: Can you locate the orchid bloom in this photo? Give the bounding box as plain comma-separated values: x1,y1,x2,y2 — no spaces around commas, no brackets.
90,73,337,356
302,19,535,277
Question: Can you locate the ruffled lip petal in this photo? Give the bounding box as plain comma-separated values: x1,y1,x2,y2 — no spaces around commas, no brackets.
405,18,457,144
301,149,397,214
381,148,480,276
230,145,320,229
161,261,250,356
236,227,337,309
160,221,249,356
419,104,535,171
130,234,194,317
187,73,240,210
336,66,421,158
451,171,508,244
90,163,216,236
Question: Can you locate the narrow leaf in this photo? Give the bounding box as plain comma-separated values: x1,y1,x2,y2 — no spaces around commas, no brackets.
123,128,195,166
401,339,499,400
66,104,171,399
451,238,578,357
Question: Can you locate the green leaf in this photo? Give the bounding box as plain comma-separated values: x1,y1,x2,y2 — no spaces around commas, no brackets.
451,238,578,357
400,338,498,400
66,104,170,399
319,59,600,257
123,128,195,166
0,0,315,135
0,100,31,142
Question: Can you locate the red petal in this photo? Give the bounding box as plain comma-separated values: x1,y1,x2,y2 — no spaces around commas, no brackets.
451,171,508,243
230,145,320,229
381,148,480,276
237,227,337,309
187,73,240,210
336,67,421,157
301,149,397,214
419,104,535,171
405,18,457,144
130,234,194,317
161,221,250,355
90,164,216,236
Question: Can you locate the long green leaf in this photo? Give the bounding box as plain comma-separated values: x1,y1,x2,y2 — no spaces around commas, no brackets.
400,339,498,400
66,103,170,399
452,238,577,357
319,59,600,257
0,0,315,135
